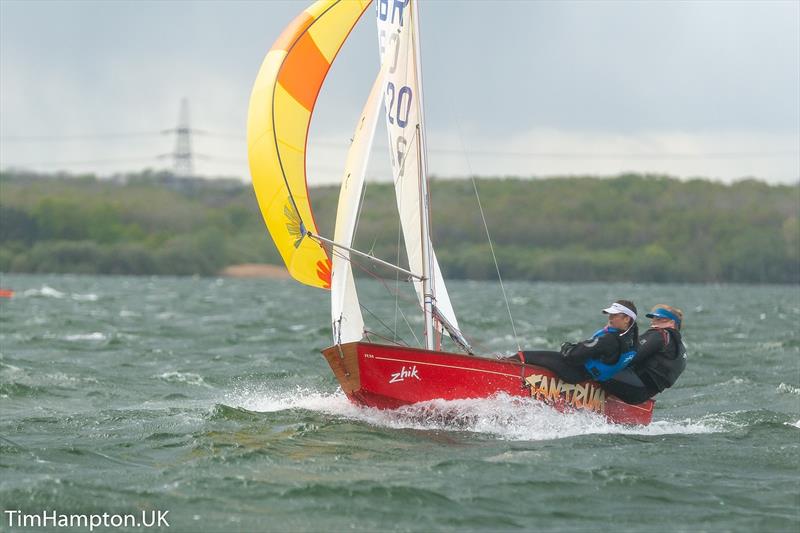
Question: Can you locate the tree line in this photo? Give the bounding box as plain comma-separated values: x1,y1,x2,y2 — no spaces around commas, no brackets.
1,170,797,283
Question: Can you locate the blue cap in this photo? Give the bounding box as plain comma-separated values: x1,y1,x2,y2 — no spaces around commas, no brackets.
645,307,681,328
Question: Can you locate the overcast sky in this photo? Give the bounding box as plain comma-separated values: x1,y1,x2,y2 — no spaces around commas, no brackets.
1,0,798,185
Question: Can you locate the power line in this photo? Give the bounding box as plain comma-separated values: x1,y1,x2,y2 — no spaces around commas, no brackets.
1,156,160,167
0,132,164,142
3,122,797,178
0,129,241,143
5,130,794,161
430,149,800,160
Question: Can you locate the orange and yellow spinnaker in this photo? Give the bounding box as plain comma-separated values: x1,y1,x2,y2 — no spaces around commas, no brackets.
247,0,372,289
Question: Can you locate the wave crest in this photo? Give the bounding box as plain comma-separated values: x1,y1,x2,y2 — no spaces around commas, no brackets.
225,385,718,441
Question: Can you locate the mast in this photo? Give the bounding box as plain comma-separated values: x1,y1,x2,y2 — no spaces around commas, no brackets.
416,126,435,350
411,0,436,351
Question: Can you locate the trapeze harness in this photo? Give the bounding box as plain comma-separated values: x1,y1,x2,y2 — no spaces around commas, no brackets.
583,326,637,382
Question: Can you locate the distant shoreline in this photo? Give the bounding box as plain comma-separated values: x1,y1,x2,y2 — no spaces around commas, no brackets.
218,264,291,279
2,172,797,283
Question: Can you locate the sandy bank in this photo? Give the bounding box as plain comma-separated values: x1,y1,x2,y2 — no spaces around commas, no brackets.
219,264,291,279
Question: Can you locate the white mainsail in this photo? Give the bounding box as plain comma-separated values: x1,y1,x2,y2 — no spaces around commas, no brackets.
376,0,463,347
330,67,388,344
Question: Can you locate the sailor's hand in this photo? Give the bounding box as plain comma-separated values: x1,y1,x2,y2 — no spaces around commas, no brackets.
560,342,576,357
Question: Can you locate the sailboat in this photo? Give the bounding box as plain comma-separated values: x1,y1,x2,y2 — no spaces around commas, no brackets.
247,0,655,426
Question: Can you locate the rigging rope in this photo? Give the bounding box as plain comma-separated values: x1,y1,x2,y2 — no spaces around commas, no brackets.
324,241,421,346
449,120,521,353
347,169,416,346
326,233,504,355
350,253,421,347
469,174,521,352
394,213,403,344
364,329,407,347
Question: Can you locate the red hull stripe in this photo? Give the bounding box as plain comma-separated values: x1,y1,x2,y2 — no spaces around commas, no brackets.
607,399,654,413
373,355,521,379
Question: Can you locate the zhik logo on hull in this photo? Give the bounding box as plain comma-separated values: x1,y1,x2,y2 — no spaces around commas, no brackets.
389,365,421,383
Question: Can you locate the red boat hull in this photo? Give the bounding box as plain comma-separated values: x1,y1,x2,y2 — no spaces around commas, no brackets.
322,342,655,425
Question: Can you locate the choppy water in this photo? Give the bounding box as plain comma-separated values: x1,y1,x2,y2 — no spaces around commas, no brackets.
0,273,798,532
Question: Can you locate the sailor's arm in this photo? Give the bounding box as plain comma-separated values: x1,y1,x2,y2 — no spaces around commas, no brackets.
561,334,618,365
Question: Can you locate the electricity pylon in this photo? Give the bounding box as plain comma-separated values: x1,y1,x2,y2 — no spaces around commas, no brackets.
161,98,198,177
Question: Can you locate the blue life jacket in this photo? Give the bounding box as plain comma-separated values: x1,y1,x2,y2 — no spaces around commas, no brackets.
583,327,637,382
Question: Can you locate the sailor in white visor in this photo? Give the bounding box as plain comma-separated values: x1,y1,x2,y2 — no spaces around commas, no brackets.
601,301,637,334
518,299,640,385
602,301,637,320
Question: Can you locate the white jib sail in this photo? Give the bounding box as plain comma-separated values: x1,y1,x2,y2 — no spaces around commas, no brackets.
330,66,387,344
376,0,461,338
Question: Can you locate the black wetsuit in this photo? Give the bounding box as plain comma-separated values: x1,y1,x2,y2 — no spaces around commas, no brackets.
601,327,686,404
521,326,638,384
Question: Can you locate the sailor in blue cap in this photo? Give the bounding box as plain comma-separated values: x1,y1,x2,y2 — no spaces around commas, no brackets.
600,304,687,404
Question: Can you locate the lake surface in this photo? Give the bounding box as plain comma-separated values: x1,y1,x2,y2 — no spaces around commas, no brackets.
1,274,798,532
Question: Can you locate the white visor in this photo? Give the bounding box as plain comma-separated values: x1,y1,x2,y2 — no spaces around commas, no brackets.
602,302,637,321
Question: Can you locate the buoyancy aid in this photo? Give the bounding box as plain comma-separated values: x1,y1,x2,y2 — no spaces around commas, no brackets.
637,328,686,392
583,327,637,382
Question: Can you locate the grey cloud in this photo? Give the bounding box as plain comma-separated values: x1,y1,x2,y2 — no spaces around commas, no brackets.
1,0,797,182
